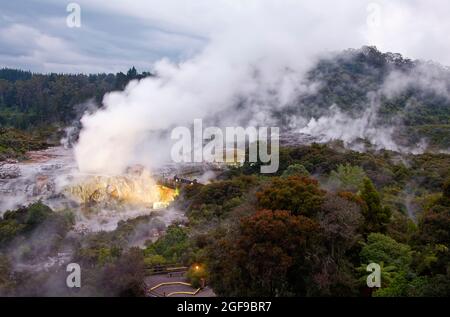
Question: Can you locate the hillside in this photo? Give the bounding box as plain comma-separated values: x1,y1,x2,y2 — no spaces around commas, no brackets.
1,47,449,157
0,47,449,297
296,46,450,149
0,67,152,130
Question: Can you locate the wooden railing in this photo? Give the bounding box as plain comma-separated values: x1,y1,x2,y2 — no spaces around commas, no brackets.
145,263,188,275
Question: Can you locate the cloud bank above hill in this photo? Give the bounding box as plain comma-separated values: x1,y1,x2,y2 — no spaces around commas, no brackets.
1,0,450,73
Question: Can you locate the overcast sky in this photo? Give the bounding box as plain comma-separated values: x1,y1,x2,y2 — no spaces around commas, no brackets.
1,0,449,74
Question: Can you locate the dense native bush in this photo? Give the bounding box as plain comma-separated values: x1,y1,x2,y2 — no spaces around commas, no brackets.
256,176,325,217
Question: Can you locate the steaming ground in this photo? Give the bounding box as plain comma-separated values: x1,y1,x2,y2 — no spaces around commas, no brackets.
0,123,441,233
0,130,311,234
2,45,450,232
73,48,450,177
0,146,192,285
0,147,75,212
0,146,185,232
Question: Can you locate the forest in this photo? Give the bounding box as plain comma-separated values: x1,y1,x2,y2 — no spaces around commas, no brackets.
1,47,449,160
0,47,449,296
0,67,151,160
0,143,449,296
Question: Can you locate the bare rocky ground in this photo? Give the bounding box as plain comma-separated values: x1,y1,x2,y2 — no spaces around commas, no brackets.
0,147,74,212
0,146,188,232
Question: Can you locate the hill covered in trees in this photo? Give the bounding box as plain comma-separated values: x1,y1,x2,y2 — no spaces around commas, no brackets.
144,143,450,296
1,46,449,161
0,67,152,159
288,46,450,150
0,67,152,130
0,47,449,296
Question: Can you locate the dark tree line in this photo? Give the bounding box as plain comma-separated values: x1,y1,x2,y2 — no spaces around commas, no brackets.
0,67,153,130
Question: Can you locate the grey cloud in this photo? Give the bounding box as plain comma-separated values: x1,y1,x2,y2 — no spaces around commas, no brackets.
0,0,205,73
0,0,450,74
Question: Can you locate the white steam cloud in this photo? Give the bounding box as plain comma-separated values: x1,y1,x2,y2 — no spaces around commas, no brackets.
299,97,398,152
74,0,450,174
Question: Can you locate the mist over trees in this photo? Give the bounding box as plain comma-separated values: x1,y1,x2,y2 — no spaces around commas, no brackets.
0,47,449,297
1,46,450,157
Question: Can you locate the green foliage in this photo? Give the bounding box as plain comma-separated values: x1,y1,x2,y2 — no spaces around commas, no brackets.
281,164,310,178
0,67,152,132
144,225,191,264
418,205,450,246
360,178,392,233
407,274,450,296
194,181,243,206
360,233,412,270
359,233,416,296
410,154,450,191
193,142,450,296
417,180,450,248
0,218,24,245
329,163,366,192
442,178,450,202
143,254,167,266
24,202,53,226
305,46,450,149
403,125,450,149
0,126,449,297
0,202,72,245
0,68,32,81
256,176,325,217
0,127,49,161
184,176,257,224
357,261,397,292
412,244,448,276
186,264,208,289
371,269,408,297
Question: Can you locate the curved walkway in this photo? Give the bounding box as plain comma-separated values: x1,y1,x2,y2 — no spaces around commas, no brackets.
145,273,216,297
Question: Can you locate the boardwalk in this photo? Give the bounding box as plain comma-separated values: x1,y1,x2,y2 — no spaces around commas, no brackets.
145,272,216,297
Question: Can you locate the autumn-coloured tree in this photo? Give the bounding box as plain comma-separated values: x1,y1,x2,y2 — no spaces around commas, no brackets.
206,210,320,296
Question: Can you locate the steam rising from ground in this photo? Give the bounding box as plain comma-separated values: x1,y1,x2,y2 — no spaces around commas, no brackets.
74,0,450,174
382,63,450,100
73,1,364,174
299,99,399,152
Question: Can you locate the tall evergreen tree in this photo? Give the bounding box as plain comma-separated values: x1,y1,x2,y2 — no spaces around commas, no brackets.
360,177,391,234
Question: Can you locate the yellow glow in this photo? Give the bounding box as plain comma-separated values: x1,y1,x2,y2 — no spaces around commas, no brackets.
66,168,177,208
